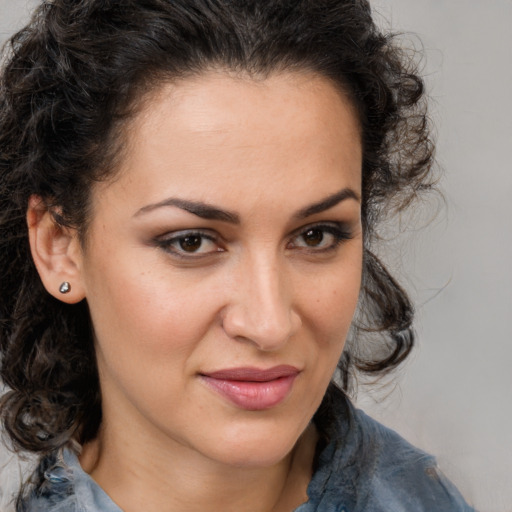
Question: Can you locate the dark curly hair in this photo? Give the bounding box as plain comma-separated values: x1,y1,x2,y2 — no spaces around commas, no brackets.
0,0,434,456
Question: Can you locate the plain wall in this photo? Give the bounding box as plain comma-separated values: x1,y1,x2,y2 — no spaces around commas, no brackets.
1,1,511,511
358,2,512,512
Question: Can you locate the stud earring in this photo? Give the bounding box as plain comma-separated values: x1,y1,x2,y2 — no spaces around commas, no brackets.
59,282,71,294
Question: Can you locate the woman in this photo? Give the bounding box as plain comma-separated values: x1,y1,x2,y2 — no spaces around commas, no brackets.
0,0,474,510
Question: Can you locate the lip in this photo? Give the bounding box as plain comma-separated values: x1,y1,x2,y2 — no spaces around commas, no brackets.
200,365,300,411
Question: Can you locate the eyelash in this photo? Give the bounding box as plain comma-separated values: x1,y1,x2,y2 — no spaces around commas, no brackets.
155,230,221,259
154,222,353,260
287,223,353,252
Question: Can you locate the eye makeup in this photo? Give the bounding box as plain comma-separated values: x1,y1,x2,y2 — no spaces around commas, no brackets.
152,220,355,262
287,222,354,254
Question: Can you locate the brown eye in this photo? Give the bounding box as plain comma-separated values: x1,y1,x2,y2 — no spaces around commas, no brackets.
288,223,352,252
156,230,223,258
179,235,203,252
303,229,324,247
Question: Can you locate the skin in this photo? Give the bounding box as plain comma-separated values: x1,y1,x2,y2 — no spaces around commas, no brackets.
29,70,363,512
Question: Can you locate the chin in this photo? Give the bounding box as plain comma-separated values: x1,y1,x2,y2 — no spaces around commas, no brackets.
213,446,294,469
203,423,302,469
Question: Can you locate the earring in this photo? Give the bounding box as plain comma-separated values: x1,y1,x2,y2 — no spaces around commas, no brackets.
59,282,71,294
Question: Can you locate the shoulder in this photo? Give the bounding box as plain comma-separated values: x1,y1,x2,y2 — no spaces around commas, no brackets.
353,407,475,511
17,448,120,512
303,392,476,512
16,451,78,512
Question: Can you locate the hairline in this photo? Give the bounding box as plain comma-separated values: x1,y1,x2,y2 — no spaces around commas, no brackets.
77,64,364,248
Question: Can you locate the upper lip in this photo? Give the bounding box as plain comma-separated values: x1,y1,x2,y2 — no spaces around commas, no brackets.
201,365,300,382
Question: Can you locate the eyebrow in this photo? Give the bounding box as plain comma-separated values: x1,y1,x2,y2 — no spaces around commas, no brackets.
134,187,360,223
293,188,360,219
135,197,240,223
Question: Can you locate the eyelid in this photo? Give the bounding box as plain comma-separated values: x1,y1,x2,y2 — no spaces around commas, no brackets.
292,220,352,236
287,221,354,250
153,221,354,260
154,229,224,259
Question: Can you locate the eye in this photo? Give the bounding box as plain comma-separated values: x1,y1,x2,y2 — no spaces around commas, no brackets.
155,230,223,258
289,223,352,252
302,228,327,247
178,234,205,252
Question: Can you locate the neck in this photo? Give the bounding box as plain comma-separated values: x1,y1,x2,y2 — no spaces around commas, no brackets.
79,419,317,512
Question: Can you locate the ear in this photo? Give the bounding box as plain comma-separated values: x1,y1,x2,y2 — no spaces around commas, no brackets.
27,195,86,304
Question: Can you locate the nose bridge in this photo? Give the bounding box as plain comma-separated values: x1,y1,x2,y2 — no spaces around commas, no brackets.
223,247,299,350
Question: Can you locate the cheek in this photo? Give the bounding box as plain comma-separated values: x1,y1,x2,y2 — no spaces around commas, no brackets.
300,258,362,341
82,243,220,369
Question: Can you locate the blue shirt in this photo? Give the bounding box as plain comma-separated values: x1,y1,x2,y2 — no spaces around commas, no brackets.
19,395,475,511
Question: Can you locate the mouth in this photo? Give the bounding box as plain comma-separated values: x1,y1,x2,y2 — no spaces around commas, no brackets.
199,365,300,411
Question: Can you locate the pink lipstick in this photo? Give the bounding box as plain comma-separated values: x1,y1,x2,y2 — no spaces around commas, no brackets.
200,365,299,410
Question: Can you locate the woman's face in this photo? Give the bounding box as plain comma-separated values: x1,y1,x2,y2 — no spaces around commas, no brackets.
76,71,363,467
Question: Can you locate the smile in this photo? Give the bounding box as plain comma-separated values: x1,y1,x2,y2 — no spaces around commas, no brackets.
200,365,300,411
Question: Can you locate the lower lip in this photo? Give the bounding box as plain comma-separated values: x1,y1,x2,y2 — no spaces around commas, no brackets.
200,374,298,411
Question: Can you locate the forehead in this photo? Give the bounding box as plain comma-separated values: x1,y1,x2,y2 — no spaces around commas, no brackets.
92,70,362,215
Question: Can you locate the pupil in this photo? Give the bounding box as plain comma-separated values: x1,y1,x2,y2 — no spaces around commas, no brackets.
179,235,202,252
304,229,323,246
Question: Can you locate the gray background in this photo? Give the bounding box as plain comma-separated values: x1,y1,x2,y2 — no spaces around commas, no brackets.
1,1,511,511
360,2,512,511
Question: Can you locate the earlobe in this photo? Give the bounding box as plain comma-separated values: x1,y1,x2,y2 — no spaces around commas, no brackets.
27,195,86,304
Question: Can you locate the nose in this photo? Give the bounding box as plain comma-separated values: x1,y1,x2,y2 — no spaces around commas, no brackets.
221,253,302,351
